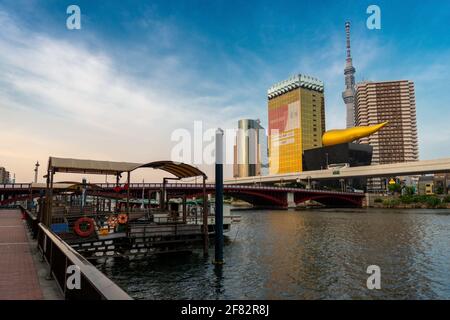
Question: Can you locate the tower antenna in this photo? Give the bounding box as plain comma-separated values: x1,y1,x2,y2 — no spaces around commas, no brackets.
345,21,352,60
342,21,357,128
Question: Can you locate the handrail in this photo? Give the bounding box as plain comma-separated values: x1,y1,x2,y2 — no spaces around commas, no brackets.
37,223,132,300
19,205,39,239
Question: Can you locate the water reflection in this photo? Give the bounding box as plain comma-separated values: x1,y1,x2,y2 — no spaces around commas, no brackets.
98,208,450,299
213,264,224,299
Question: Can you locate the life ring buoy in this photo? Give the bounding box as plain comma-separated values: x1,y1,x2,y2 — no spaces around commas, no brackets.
117,213,128,224
107,215,118,228
73,217,95,238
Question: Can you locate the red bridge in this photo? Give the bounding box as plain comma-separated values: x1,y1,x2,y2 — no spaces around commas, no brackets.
0,183,364,208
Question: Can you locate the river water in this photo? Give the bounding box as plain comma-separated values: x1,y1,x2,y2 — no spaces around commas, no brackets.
97,208,450,299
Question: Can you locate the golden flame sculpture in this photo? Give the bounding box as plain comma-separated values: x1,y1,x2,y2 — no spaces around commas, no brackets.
322,122,388,146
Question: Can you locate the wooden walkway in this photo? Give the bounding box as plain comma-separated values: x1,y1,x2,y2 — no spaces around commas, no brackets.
0,209,43,299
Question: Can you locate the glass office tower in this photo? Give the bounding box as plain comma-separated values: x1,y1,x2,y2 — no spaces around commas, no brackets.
233,119,268,178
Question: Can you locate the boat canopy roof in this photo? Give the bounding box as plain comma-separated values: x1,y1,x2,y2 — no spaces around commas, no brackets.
48,157,141,175
133,161,207,179
47,157,206,179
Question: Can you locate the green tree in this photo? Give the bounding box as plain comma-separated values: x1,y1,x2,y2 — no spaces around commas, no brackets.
435,185,444,195
403,186,415,196
388,183,402,194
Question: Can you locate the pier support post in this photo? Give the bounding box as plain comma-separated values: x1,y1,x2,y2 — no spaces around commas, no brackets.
213,128,224,265
182,195,187,223
162,179,167,210
287,192,296,209
115,174,120,212
81,178,87,210
43,172,50,226
202,176,208,256
126,171,130,214
126,171,130,237
48,170,54,226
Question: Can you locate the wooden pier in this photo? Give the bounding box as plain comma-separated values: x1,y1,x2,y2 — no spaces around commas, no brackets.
0,207,132,300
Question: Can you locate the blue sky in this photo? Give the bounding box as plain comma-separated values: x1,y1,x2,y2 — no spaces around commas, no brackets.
1,0,450,181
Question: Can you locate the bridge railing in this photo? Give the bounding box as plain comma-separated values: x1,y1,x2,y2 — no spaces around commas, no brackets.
37,222,132,300
96,182,360,193
0,183,32,189
1,182,363,196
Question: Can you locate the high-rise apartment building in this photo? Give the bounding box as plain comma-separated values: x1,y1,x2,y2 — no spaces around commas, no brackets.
233,119,268,178
0,167,11,184
342,21,356,128
268,74,325,174
355,80,419,190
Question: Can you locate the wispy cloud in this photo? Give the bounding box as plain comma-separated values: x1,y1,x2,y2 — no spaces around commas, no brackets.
0,8,240,181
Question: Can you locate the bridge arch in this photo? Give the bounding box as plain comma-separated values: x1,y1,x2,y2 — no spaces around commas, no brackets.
224,189,287,207
295,194,362,207
181,189,287,208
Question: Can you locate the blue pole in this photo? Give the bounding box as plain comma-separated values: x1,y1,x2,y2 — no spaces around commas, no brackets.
81,178,87,210
214,128,224,265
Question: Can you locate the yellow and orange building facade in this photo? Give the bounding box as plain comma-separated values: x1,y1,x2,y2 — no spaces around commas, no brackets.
267,74,325,174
